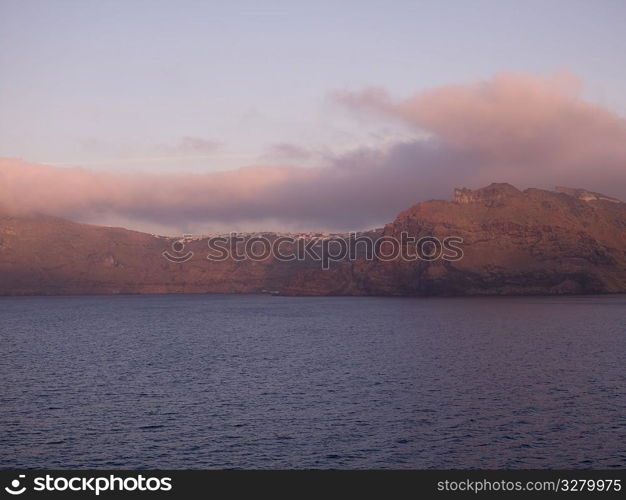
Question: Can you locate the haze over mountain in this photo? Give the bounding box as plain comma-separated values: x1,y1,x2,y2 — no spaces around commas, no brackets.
1,183,624,297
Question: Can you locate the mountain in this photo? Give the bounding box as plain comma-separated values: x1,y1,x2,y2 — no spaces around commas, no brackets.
0,215,322,295
283,183,626,295
1,183,625,296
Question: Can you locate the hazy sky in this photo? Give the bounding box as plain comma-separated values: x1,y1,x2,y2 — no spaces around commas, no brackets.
1,1,625,233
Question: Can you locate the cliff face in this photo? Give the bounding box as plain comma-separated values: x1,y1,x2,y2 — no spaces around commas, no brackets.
1,183,625,296
282,183,626,296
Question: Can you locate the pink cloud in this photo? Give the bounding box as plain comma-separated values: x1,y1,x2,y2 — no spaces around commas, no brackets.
1,73,625,233
335,72,626,186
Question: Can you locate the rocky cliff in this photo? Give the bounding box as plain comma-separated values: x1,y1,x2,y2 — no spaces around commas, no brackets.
1,183,625,296
282,183,626,296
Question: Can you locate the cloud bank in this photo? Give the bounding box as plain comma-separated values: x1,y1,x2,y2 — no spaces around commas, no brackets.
334,73,626,185
1,73,625,233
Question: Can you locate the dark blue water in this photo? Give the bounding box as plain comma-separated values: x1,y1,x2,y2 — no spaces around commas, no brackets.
1,294,625,469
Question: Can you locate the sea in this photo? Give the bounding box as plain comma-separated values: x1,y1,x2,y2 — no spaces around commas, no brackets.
1,294,624,469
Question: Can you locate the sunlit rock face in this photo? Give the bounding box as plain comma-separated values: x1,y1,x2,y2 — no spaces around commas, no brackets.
1,184,625,296
283,184,626,296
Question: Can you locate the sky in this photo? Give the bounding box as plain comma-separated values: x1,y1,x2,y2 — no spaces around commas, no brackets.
1,0,625,234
